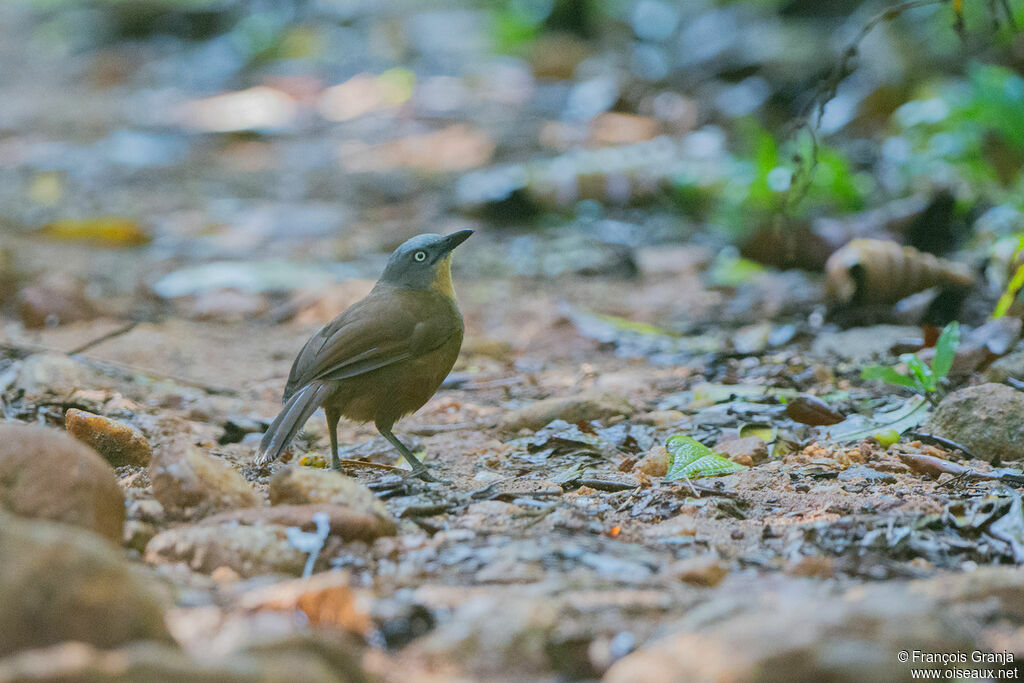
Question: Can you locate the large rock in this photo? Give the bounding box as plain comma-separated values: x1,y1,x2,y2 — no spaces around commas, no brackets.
65,409,152,467
268,467,389,517
205,504,396,542
501,394,632,432
146,502,396,578
0,510,171,656
0,422,124,540
925,383,1024,462
604,582,976,682
150,444,261,520
0,638,367,683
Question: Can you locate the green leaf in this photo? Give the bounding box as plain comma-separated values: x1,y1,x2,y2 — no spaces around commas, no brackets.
931,321,960,381
899,353,934,391
860,365,920,389
665,435,748,481
874,429,901,448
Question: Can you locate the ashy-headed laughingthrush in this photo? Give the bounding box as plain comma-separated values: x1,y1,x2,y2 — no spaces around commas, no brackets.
256,230,472,481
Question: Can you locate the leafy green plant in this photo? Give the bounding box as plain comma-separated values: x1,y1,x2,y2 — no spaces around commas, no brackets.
665,435,748,481
861,321,960,395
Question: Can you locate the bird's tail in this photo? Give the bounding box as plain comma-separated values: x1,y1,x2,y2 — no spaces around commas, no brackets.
255,382,331,466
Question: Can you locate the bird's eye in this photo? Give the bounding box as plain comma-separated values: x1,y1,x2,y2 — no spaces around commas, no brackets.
413,251,427,262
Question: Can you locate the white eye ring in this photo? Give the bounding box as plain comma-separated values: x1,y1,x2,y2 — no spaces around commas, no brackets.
413,251,427,262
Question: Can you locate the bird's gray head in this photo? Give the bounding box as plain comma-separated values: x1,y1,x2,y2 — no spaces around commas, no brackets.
379,230,473,293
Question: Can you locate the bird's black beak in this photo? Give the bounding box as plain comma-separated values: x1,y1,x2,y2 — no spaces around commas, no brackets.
440,229,473,253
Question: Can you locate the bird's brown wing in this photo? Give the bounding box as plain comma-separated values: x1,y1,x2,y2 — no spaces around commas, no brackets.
283,288,456,400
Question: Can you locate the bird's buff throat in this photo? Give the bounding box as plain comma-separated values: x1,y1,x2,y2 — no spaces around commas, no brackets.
430,253,455,299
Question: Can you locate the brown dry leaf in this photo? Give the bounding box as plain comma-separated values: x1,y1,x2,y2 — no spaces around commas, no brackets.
785,394,845,426
338,124,495,173
240,571,372,636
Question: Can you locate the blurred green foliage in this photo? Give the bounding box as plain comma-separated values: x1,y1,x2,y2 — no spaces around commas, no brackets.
677,119,868,238
492,2,544,53
887,63,1024,207
862,321,960,394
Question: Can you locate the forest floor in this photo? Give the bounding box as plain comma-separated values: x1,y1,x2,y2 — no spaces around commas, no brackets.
3,1,1024,681
5,239,1024,681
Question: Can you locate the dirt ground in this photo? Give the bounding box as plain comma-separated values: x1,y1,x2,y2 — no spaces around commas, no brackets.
4,1,1024,680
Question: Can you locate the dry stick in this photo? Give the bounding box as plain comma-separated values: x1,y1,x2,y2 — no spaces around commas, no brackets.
337,459,404,472
66,321,139,355
577,478,637,492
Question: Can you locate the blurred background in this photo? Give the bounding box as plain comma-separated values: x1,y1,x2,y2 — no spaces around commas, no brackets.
2,0,1024,338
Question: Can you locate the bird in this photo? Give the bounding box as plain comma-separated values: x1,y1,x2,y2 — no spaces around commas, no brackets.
256,230,472,481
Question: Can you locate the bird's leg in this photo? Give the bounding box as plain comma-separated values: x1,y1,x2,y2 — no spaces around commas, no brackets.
377,424,446,483
325,407,342,472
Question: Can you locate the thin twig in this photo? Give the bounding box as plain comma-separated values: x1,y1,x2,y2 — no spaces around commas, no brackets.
406,422,476,436
338,459,405,471
577,478,637,492
66,321,138,355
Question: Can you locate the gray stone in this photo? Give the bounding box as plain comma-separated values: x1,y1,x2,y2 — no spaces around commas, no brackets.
984,349,1024,384
925,383,1024,462
268,467,389,517
150,444,261,520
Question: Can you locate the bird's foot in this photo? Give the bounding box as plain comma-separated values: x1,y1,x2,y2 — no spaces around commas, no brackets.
404,464,450,485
